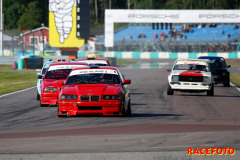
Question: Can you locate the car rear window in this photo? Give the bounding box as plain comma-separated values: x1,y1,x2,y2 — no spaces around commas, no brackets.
45,69,72,80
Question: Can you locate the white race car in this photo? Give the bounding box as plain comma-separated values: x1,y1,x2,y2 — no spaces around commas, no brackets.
167,59,214,96
37,60,53,100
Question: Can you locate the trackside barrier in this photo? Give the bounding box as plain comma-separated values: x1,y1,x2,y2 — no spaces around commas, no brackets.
78,51,240,59
0,56,70,65
17,58,24,70
0,56,20,65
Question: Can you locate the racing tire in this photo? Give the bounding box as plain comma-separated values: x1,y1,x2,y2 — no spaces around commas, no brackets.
58,114,67,118
40,104,48,107
37,92,40,101
207,85,214,96
125,101,132,117
122,105,126,116
223,81,230,87
167,84,174,95
223,75,230,87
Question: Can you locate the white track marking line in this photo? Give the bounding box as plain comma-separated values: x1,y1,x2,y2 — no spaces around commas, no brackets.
0,86,36,98
230,82,240,92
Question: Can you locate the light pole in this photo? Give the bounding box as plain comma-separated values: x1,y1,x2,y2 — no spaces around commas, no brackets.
40,29,45,56
0,0,3,56
40,23,45,56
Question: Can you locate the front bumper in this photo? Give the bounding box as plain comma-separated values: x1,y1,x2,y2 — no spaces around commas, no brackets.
41,92,59,104
58,100,124,116
170,82,211,91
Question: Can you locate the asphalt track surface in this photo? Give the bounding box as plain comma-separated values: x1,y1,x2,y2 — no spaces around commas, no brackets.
0,60,240,160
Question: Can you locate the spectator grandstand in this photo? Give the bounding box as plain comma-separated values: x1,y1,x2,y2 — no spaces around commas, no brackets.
96,24,240,52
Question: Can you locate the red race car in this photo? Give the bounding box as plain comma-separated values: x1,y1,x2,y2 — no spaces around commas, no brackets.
39,62,88,107
58,65,131,117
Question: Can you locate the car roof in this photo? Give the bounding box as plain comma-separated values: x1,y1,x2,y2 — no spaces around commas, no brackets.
175,59,208,65
71,66,117,71
49,62,88,66
76,58,108,61
176,58,208,62
198,56,224,61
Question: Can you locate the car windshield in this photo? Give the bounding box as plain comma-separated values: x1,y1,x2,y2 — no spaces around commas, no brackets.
41,68,47,75
209,60,225,69
45,69,72,80
89,63,108,66
66,73,120,85
173,64,208,71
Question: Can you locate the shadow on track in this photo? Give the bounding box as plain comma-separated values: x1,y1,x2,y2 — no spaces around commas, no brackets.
132,113,184,117
172,94,240,98
131,92,152,95
131,103,147,106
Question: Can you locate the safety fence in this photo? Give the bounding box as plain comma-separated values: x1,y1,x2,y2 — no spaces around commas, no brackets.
0,30,59,56
95,40,239,53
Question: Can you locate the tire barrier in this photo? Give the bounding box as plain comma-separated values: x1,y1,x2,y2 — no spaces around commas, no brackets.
25,57,44,69
17,58,25,70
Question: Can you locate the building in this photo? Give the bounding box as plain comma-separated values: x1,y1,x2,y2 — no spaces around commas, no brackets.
21,26,49,52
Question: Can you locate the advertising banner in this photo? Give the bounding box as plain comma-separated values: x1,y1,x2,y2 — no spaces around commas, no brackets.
105,9,240,47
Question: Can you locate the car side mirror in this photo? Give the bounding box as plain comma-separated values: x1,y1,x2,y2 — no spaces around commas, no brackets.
58,80,64,86
38,75,43,79
124,79,131,84
227,65,231,68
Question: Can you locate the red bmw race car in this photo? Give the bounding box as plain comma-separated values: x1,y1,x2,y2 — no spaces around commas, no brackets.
58,65,131,117
39,62,88,107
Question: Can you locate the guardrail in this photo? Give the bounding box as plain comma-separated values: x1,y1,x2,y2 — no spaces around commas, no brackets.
0,56,69,65
1,52,239,66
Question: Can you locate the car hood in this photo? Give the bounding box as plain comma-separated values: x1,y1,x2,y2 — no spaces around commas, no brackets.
171,70,211,77
42,79,66,88
62,84,121,95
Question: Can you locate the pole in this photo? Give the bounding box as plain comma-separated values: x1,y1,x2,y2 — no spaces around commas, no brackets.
40,29,44,56
0,0,3,56
31,30,35,55
237,36,240,52
21,31,24,55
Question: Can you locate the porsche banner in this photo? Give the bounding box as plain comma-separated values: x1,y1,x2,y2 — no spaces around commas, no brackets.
105,9,240,47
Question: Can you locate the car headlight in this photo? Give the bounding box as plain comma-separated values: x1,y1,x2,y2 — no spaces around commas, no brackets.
61,94,78,100
103,95,121,100
203,76,210,84
172,75,179,82
43,87,58,92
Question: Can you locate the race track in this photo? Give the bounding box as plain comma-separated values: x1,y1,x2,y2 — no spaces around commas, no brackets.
0,60,240,159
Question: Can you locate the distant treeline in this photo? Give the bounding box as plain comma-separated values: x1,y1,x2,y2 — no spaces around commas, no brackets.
3,0,240,30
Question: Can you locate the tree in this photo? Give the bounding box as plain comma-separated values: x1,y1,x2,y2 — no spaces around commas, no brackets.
18,1,43,30
4,3,25,29
2,0,239,30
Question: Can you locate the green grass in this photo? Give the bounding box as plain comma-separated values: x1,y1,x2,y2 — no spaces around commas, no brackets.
0,65,13,70
116,59,137,65
230,73,240,87
0,72,37,95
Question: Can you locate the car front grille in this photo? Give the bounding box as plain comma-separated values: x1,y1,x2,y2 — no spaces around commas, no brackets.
80,95,100,101
80,95,89,101
91,95,100,101
179,76,203,82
